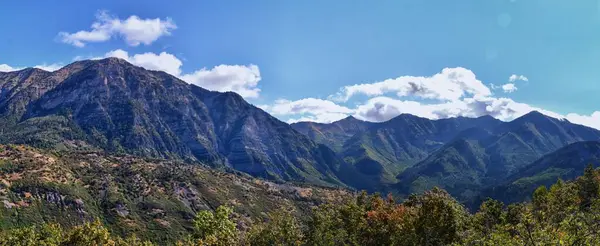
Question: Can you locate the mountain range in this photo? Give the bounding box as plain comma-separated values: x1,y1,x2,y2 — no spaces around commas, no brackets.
293,105,600,202
3,58,600,205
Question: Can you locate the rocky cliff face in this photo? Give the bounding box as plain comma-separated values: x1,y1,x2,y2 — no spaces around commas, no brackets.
0,58,349,186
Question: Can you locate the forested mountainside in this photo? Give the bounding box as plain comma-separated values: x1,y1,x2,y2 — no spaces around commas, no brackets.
479,141,600,205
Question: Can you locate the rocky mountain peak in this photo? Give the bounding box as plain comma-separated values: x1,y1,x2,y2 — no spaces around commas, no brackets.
0,59,349,187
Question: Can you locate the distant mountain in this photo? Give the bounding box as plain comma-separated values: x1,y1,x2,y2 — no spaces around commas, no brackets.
396,111,600,201
340,114,501,188
480,141,600,204
292,113,501,190
291,116,374,152
0,58,351,186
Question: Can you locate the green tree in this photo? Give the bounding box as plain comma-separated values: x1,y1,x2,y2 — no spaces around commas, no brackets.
577,163,599,209
62,219,116,246
545,179,579,229
405,187,469,245
305,203,360,246
532,185,549,215
245,209,304,246
192,205,239,246
473,198,505,237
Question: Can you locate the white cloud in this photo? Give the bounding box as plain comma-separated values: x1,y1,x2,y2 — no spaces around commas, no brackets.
354,97,440,122
263,98,353,124
287,112,351,124
501,83,517,93
353,95,561,123
181,64,261,99
331,67,491,102
563,112,600,130
0,64,20,72
509,74,528,82
58,10,176,47
101,49,261,98
105,50,182,76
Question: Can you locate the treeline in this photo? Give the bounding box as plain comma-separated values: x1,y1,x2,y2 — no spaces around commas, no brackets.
2,165,600,245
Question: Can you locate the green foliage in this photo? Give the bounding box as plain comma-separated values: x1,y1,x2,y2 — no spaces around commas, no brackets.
0,223,63,246
576,163,600,209
192,206,239,246
61,219,116,245
305,199,366,245
0,220,154,246
405,188,469,245
462,166,600,245
245,210,304,246
472,198,504,237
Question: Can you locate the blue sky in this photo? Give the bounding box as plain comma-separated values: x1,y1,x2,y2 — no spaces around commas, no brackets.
2,0,600,128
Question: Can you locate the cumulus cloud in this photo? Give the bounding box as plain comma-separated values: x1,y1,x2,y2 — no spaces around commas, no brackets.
100,49,261,98
264,68,600,129
181,64,261,99
262,98,353,123
565,112,600,131
509,74,529,82
0,64,19,72
501,83,517,93
104,49,182,76
353,95,561,123
330,67,491,102
58,10,176,47
354,97,440,122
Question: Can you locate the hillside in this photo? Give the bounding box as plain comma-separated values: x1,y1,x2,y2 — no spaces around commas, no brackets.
479,141,600,204
341,114,501,187
0,144,350,243
3,158,600,245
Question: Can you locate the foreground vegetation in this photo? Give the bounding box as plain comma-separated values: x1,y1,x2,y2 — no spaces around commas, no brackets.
2,163,600,245
0,144,348,243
